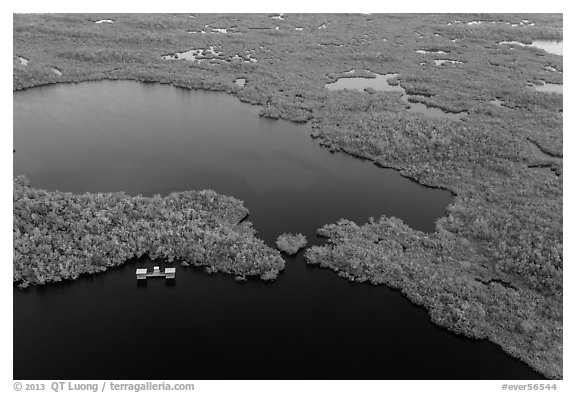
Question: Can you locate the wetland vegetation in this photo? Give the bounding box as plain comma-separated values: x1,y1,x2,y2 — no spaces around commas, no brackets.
13,175,284,286
13,13,562,379
276,233,308,255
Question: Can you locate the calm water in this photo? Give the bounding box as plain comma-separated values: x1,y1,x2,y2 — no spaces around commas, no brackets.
325,73,467,121
13,81,541,379
532,40,563,56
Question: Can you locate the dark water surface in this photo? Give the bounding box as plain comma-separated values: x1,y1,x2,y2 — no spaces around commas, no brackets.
13,81,541,379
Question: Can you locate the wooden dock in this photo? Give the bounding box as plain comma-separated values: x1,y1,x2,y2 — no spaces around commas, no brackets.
136,266,176,280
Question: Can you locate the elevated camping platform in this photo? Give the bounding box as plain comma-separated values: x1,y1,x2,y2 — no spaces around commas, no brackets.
136,266,176,280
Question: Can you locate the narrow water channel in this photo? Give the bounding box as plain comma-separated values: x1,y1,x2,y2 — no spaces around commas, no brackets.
13,81,542,379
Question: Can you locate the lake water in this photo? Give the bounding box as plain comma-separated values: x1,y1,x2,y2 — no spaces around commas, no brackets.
13,81,541,379
325,73,467,121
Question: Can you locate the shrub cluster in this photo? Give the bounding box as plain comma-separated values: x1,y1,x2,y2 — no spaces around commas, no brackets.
13,176,284,287
275,233,308,255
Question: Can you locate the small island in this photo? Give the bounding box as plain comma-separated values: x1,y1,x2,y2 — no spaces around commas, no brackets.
276,233,308,255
